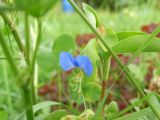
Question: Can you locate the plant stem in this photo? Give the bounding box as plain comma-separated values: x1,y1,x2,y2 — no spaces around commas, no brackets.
80,76,87,110
0,29,18,75
0,12,25,54
4,22,14,55
30,18,42,104
2,61,12,111
68,0,160,119
25,13,30,65
100,57,111,112
22,86,34,120
103,57,111,81
58,69,62,104
31,18,42,66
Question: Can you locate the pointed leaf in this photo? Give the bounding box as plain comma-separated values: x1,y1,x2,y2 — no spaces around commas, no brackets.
116,31,146,41
113,35,160,53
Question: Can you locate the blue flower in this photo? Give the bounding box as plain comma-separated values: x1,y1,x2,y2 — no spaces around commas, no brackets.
60,52,93,76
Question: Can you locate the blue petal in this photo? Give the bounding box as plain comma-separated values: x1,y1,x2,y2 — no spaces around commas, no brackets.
59,52,78,71
75,56,93,76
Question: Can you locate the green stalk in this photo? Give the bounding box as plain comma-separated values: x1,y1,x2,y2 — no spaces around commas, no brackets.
31,18,42,72
0,29,18,75
94,86,112,120
103,57,111,81
4,22,14,55
0,12,25,53
24,14,37,112
22,86,34,120
68,0,160,119
30,18,42,104
58,69,62,104
0,29,34,120
96,56,111,119
25,13,30,65
2,61,12,111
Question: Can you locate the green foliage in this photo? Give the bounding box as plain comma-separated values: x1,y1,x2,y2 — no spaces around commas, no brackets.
83,82,101,102
81,39,99,82
33,101,61,113
129,63,148,85
104,27,119,47
116,32,146,41
116,107,158,120
61,109,94,120
82,3,101,28
52,34,76,69
105,101,119,119
14,0,58,17
44,110,67,120
0,110,8,120
68,0,160,120
113,35,160,53
37,50,54,80
14,101,61,120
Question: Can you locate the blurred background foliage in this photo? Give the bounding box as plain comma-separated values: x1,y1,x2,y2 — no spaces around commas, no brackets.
75,0,159,11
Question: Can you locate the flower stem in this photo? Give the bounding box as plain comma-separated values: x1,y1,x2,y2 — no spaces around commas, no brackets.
58,69,62,104
22,86,34,120
25,13,30,65
30,18,42,104
79,73,87,110
100,56,111,114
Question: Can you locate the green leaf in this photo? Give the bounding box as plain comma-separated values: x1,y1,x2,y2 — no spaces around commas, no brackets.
44,110,67,120
105,101,119,119
112,95,154,119
33,101,61,113
37,50,54,74
83,82,101,102
116,31,146,41
35,114,46,120
112,35,160,53
82,3,101,28
14,0,58,17
52,34,76,54
98,27,118,52
0,110,8,120
146,94,160,120
79,109,94,120
81,39,99,63
81,39,99,82
52,34,76,69
116,107,157,120
14,101,61,120
104,27,119,47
